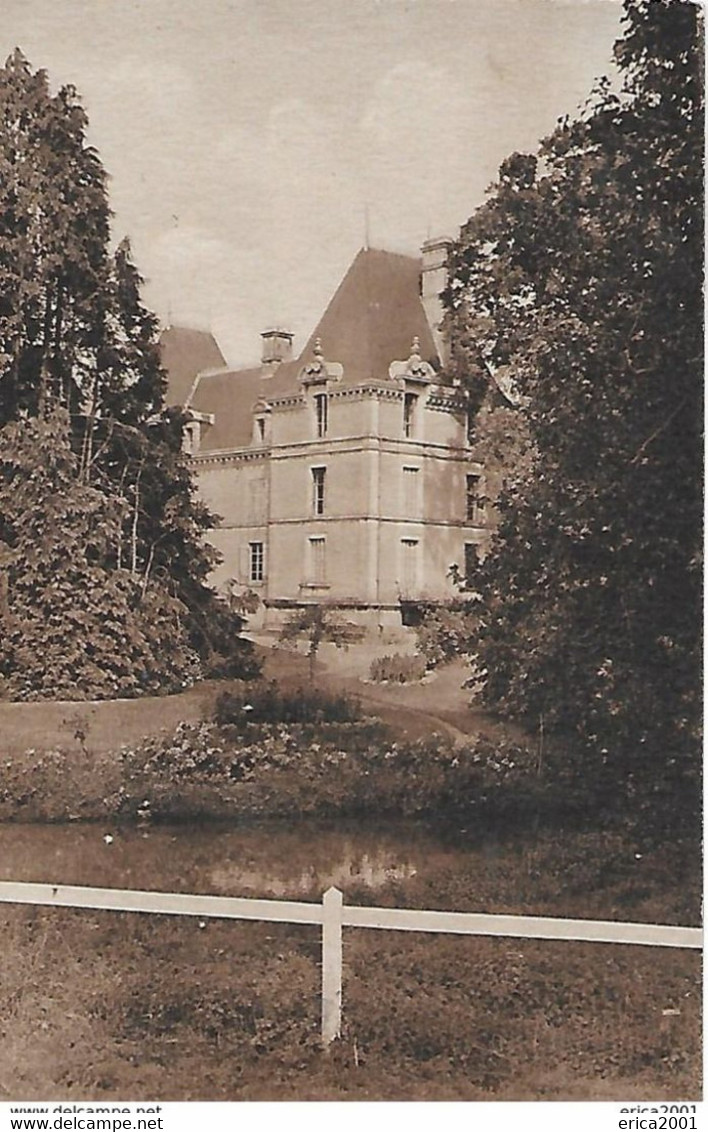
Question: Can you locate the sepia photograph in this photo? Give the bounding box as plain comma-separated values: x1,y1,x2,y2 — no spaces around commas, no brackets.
0,0,702,1110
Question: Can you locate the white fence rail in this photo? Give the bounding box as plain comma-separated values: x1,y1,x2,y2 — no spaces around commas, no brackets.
0,880,701,1045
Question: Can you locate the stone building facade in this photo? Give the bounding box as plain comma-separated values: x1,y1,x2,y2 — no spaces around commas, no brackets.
162,242,490,629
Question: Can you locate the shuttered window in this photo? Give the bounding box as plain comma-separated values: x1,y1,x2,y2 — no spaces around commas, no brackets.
403,466,420,517
309,536,326,584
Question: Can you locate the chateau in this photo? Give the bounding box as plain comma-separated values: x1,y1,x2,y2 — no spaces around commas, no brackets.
161,239,490,629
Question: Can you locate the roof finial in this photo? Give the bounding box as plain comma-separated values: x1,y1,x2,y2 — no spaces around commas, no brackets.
364,203,370,251
314,336,323,358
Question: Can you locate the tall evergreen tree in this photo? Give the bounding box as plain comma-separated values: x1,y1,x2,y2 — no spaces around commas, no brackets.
0,51,255,695
0,49,110,421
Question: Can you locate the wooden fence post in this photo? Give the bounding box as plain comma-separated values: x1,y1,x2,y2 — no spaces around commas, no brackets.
321,885,343,1046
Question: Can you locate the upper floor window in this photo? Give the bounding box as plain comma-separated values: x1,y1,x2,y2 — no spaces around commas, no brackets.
315,393,328,438
256,417,266,444
466,473,486,524
248,480,267,524
249,541,264,583
402,465,420,517
312,466,326,515
464,542,480,588
403,392,418,438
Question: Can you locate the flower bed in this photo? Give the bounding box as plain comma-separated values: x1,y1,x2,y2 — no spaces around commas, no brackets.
0,708,571,825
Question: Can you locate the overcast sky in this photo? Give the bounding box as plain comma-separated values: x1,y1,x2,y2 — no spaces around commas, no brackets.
3,0,624,365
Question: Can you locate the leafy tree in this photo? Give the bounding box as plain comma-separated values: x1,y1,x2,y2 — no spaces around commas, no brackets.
0,411,201,699
445,0,703,827
279,605,365,683
0,51,256,692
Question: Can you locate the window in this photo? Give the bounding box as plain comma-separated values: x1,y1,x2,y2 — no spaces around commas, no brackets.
249,541,264,583
312,466,326,515
400,537,419,593
248,480,266,524
256,417,266,443
464,543,479,588
402,466,420,517
466,473,486,523
403,392,417,438
315,393,328,438
183,422,199,454
309,536,326,584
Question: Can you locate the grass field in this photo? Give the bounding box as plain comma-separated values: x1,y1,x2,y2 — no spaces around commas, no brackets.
0,647,521,756
1,826,701,1102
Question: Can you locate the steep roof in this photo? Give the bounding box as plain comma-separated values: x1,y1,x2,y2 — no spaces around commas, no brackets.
169,247,442,452
298,247,438,382
160,326,227,407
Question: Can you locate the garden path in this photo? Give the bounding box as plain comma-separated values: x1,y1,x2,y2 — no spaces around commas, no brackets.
0,640,525,755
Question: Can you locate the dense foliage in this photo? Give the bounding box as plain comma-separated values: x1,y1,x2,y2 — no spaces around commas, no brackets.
0,50,255,696
444,0,703,826
0,411,201,698
215,682,361,728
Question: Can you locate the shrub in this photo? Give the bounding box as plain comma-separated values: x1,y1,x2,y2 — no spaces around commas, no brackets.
214,682,361,728
113,717,550,824
368,654,427,684
415,601,481,669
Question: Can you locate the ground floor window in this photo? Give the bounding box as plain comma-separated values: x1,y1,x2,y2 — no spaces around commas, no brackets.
400,537,419,593
309,536,326,584
464,542,480,588
249,541,264,583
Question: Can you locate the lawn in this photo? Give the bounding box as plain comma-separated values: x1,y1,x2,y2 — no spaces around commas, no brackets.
1,829,701,1102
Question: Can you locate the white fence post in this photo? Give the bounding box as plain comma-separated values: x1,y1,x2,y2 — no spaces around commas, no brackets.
321,885,343,1046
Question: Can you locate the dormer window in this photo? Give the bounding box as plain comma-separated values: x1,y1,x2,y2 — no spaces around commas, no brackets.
315,393,328,438
181,409,215,455
403,392,417,438
251,401,271,446
183,421,200,454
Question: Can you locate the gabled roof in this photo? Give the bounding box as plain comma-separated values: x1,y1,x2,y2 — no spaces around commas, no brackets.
160,326,227,408
164,247,443,452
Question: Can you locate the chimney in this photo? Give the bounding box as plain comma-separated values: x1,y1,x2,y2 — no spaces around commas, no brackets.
421,236,453,367
260,327,294,368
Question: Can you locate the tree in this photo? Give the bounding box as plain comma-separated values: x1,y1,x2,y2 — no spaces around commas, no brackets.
0,49,110,422
279,605,365,683
0,51,256,694
445,0,703,825
0,410,201,699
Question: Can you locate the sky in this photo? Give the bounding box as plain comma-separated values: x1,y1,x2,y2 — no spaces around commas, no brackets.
2,0,624,365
